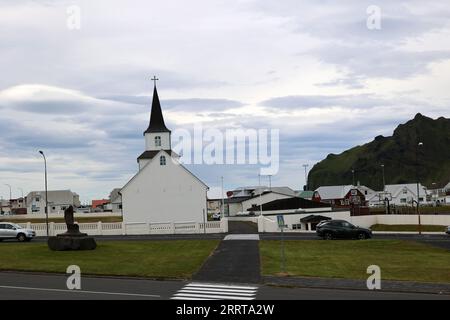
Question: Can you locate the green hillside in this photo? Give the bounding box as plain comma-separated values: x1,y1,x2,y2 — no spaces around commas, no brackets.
308,114,450,190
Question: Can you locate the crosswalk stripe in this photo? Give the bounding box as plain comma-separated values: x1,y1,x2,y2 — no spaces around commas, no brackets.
186,283,258,290
177,289,255,296
173,293,255,300
171,282,258,300
182,286,256,293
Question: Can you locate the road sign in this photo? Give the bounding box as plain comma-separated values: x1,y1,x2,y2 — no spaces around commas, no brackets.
277,215,285,229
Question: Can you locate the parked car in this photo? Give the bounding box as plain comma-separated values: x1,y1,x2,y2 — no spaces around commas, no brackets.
446,226,450,235
212,213,221,221
316,220,372,240
0,222,36,242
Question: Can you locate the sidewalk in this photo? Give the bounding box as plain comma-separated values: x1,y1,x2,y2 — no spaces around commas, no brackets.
264,276,450,295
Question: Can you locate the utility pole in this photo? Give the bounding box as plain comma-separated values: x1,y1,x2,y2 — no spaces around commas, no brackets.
39,151,49,237
18,187,24,208
302,164,309,190
258,173,262,216
221,176,225,218
268,175,272,190
351,169,355,186
416,142,423,235
380,164,386,191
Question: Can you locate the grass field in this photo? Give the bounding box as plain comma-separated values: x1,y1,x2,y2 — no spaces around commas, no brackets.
370,224,447,232
260,240,450,283
0,240,218,279
0,216,123,223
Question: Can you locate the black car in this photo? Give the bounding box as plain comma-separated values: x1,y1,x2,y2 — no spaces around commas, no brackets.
316,220,372,240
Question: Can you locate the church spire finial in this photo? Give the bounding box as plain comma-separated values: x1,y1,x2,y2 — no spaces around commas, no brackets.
151,75,159,88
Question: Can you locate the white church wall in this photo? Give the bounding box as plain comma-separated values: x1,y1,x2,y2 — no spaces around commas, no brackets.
122,152,208,225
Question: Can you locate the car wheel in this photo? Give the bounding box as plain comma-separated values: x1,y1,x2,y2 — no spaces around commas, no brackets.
358,233,366,240
17,233,26,242
324,232,333,240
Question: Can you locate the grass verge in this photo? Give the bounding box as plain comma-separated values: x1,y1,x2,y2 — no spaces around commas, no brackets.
370,224,447,232
260,240,450,283
0,240,218,279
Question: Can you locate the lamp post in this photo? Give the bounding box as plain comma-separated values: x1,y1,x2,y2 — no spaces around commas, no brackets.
351,169,355,186
4,184,12,213
416,142,423,235
380,164,386,191
39,150,49,237
302,164,309,190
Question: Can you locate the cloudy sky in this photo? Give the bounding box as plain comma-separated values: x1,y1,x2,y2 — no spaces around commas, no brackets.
1,0,450,202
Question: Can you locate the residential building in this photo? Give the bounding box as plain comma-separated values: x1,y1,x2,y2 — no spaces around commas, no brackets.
26,190,80,214
314,185,372,207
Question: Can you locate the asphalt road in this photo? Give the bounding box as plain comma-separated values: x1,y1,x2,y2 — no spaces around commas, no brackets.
0,272,448,300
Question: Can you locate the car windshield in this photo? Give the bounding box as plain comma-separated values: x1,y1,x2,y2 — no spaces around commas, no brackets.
11,223,23,229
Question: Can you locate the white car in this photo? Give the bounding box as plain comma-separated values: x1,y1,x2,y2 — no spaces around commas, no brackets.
212,213,221,221
0,222,36,242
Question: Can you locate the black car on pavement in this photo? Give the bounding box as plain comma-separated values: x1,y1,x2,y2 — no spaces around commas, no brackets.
316,220,372,240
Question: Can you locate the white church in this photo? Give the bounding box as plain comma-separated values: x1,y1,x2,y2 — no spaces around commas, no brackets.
121,82,209,225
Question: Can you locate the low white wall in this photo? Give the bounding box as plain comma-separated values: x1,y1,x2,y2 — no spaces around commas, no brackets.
258,213,450,232
20,218,228,236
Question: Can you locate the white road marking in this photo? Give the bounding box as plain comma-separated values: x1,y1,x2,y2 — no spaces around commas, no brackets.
0,285,160,298
172,282,258,300
224,234,260,241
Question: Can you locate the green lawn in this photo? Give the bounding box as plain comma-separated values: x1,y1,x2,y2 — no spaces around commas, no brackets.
371,224,447,232
0,240,218,279
260,240,450,283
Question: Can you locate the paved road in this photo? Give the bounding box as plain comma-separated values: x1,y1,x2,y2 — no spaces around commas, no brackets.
0,272,448,300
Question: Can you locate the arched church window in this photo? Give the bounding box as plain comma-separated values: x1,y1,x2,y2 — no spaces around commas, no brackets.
160,155,166,166
155,136,161,147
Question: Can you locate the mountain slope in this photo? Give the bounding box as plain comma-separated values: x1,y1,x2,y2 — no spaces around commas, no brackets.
308,114,450,190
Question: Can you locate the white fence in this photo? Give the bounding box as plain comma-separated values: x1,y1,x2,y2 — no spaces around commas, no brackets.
19,219,228,237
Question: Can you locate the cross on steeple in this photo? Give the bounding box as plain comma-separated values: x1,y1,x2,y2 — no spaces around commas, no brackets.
151,75,159,87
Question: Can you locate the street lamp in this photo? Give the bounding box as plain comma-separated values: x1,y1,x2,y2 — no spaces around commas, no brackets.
39,150,49,237
4,184,12,213
351,169,355,186
380,164,386,191
416,142,423,235
302,164,309,190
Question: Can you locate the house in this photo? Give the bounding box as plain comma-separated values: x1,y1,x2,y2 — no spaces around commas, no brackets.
26,190,80,214
314,185,371,207
222,186,297,216
383,183,429,206
108,188,122,213
121,83,208,225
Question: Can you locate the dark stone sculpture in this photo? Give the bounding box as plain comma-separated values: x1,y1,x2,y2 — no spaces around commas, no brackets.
48,206,97,251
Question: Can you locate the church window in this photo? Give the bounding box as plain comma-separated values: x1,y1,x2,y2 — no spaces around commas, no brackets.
160,155,166,166
155,136,161,147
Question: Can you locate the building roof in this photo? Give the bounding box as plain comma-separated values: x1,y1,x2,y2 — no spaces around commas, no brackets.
224,196,253,204
298,190,314,198
384,183,428,197
247,197,330,212
300,215,332,223
137,150,174,160
144,86,170,134
315,185,354,200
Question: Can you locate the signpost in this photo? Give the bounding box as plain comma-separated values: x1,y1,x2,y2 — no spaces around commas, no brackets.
277,215,286,273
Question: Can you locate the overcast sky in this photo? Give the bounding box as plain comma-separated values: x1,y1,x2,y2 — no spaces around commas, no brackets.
1,0,450,202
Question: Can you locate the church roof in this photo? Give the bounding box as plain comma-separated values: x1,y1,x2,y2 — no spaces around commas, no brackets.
144,86,171,134
137,149,174,160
